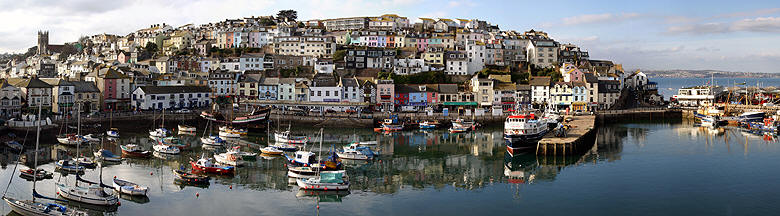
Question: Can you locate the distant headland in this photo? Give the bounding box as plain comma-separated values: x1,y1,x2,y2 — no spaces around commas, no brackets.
642,69,780,78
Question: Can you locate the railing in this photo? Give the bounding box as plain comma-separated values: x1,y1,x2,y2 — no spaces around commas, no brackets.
597,107,668,114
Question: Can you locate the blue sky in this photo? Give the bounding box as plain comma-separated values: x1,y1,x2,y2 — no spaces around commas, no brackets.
1,0,778,73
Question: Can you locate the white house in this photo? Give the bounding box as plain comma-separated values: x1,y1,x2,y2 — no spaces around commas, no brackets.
340,77,362,103
466,41,486,74
239,53,264,71
393,58,428,75
132,86,211,110
277,78,296,101
309,74,341,103
529,76,551,106
445,51,468,75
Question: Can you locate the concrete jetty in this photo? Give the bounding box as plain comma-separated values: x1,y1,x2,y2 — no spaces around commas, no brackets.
536,115,596,156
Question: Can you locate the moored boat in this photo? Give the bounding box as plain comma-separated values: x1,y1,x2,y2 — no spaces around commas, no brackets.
94,149,122,163
274,130,308,144
178,124,196,133
55,160,85,173
200,135,226,147
419,121,438,129
19,168,53,180
190,156,234,175
149,128,170,138
153,144,181,155
174,169,210,185
504,112,549,156
260,146,284,155
296,171,350,191
121,144,152,158
112,178,148,196
214,150,244,166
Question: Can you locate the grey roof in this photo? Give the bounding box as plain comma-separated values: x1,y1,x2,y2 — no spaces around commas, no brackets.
340,77,359,87
438,84,458,94
15,77,53,89
138,86,211,94
279,78,296,85
40,78,74,86
516,84,531,91
529,76,551,86
312,74,337,87
71,81,100,93
583,73,599,83
261,77,279,86
239,74,262,83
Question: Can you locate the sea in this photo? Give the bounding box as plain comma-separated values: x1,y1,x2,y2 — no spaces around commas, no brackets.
653,77,780,99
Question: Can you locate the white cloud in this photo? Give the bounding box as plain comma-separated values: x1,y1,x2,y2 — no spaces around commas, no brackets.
558,12,640,26
667,17,780,34
447,0,476,7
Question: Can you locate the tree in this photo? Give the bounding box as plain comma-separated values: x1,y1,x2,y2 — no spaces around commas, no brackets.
298,22,305,28
144,42,158,53
333,50,347,62
277,10,298,22
259,17,276,26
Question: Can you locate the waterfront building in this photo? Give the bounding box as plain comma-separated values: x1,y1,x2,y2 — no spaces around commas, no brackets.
71,81,100,113
376,79,395,112
309,73,341,103
277,78,296,101
340,77,362,103
131,86,211,110
571,82,589,112
0,79,22,118
41,78,75,114
598,80,621,109
258,77,279,101
445,51,468,75
529,76,551,107
237,74,260,100
14,76,53,112
208,70,239,97
92,67,132,111
550,82,573,111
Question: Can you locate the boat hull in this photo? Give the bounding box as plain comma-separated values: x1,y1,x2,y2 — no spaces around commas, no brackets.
190,161,234,175
56,184,119,206
296,178,349,191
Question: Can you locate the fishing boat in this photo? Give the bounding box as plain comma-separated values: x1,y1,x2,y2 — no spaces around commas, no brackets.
451,118,477,130
173,169,210,185
296,171,350,191
200,106,270,129
55,160,85,173
153,144,181,155
287,151,317,167
19,168,53,180
178,124,196,133
94,149,122,163
381,115,404,131
274,130,309,144
419,121,438,129
737,111,766,123
112,178,148,196
219,126,247,135
288,167,347,181
504,112,549,156
5,140,22,151
700,115,720,128
120,144,152,158
200,135,226,147
214,150,244,166
73,157,97,168
260,146,284,155
3,104,85,215
191,156,234,175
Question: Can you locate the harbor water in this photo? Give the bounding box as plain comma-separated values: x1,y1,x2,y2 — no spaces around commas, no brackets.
1,121,779,215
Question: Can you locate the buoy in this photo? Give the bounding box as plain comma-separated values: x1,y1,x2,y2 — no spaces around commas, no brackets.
56,192,59,195
113,176,117,179
150,172,154,175
317,205,320,209
196,192,199,197
229,185,232,189
324,187,328,191
118,201,121,206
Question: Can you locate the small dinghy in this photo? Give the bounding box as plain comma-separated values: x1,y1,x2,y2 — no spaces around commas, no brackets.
121,144,152,158
174,169,210,185
94,149,122,163
214,151,244,166
260,146,284,155
113,178,149,196
19,168,53,180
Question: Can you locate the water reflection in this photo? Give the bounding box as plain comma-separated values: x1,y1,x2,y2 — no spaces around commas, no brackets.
3,121,778,215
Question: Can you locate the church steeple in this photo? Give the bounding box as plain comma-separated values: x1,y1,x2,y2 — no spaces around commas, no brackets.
37,30,49,55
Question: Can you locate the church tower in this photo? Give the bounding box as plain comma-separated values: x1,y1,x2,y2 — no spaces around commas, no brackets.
37,30,49,55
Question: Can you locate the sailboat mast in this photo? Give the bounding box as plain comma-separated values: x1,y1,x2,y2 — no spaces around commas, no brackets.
32,103,42,201
317,128,323,177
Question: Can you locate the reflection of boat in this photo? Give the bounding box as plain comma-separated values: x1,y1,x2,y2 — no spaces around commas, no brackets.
448,126,469,133
504,112,549,156
295,189,350,202
82,134,101,142
113,178,149,196
218,130,242,138
106,128,120,138
119,192,150,204
178,124,196,133
121,144,152,158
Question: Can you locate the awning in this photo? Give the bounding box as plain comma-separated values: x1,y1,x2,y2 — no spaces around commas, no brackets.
443,102,478,106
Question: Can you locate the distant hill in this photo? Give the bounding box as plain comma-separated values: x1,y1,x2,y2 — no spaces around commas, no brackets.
641,69,780,78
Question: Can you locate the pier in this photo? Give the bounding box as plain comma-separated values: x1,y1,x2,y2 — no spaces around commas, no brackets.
536,115,597,156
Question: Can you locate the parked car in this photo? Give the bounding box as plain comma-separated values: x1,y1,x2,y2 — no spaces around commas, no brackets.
309,109,322,114
345,109,357,114
175,109,192,113
573,110,585,116
325,109,336,113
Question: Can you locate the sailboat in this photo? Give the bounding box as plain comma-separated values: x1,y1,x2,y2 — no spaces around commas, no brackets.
94,138,121,163
56,106,91,172
200,120,225,148
3,103,86,215
57,106,86,146
149,109,170,138
296,129,350,191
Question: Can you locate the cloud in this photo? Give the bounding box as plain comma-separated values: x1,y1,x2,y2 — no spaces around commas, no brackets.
667,17,780,34
557,12,641,26
447,0,476,7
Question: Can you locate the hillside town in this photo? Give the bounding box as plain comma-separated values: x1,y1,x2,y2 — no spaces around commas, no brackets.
0,10,663,120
